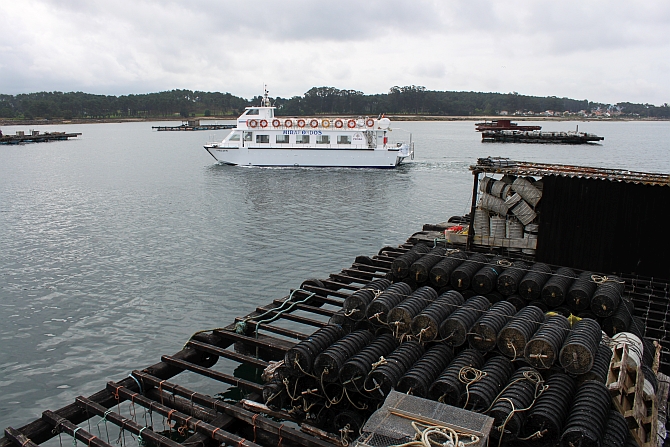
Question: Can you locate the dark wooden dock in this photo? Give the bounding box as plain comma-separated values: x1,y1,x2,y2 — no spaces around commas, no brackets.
481,130,604,144
152,119,234,131
0,131,82,144
1,230,668,447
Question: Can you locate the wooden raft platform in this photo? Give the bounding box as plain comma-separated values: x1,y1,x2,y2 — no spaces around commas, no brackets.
0,131,82,144
0,242,412,447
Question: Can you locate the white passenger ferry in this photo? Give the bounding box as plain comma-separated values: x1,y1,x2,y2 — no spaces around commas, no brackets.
204,92,413,168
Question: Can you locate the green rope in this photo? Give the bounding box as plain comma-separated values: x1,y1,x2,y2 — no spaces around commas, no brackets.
236,289,316,338
137,427,147,447
72,427,82,447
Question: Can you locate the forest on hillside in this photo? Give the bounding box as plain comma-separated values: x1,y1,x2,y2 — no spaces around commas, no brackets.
0,86,668,120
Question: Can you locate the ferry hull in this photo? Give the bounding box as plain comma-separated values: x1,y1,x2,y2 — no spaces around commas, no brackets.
204,146,405,168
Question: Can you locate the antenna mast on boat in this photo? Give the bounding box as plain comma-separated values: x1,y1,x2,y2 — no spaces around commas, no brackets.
262,84,271,107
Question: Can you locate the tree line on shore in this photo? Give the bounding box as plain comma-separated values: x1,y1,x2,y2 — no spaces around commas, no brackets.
0,86,668,120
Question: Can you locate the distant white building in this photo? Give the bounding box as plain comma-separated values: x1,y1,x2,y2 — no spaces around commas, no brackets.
499,110,509,115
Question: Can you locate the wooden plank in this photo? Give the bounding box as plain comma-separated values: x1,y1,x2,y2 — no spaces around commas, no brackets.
271,299,337,317
298,284,351,300
328,273,372,285
133,372,333,447
74,397,183,447
41,411,114,447
160,356,264,393
186,340,270,369
3,428,40,447
320,278,361,291
254,306,327,328
213,329,295,352
233,318,311,341
340,268,385,279
106,383,262,447
351,263,390,273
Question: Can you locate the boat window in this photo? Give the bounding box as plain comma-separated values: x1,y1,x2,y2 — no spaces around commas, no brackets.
256,135,269,144
337,135,351,144
244,132,253,141
296,135,310,144
316,135,330,144
245,109,260,116
228,133,240,141
276,135,289,144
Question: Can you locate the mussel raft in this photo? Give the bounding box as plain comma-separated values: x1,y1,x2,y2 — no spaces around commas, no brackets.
2,158,670,447
2,233,668,447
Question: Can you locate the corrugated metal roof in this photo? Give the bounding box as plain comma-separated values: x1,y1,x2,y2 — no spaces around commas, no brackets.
470,157,670,186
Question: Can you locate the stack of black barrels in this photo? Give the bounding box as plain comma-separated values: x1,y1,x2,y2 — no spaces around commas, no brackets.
263,242,654,446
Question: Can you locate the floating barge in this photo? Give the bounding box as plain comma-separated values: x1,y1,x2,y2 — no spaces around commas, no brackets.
152,119,235,131
482,129,604,144
2,159,669,447
0,130,82,144
475,119,542,132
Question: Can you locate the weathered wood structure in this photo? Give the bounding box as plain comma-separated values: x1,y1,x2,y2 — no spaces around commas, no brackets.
0,130,82,144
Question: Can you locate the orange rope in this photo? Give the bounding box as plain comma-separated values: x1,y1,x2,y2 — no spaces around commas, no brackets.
277,424,284,447
251,414,259,443
88,435,97,447
113,386,121,401
21,439,32,447
211,428,220,439
237,438,246,447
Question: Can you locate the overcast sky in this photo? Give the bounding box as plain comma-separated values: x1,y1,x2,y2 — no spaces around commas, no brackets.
1,0,668,105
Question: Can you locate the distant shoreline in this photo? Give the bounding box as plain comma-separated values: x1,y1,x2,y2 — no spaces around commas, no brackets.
1,115,667,126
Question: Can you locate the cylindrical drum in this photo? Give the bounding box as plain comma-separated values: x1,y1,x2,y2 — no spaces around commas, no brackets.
396,344,454,398
510,198,537,226
542,267,577,307
473,207,490,236
489,367,543,444
522,373,576,442
490,216,506,239
439,295,491,346
409,247,447,284
522,223,539,255
472,256,506,295
339,334,398,392
468,301,518,352
342,278,392,321
366,282,413,324
365,341,425,399
507,218,524,252
391,244,431,279
497,261,530,296
577,342,613,385
480,192,509,216
560,381,611,447
450,253,489,291
524,315,571,369
429,349,485,405
460,355,515,412
590,276,625,318
518,263,553,301
559,318,602,375
512,177,542,206
497,305,545,359
285,325,346,375
430,251,468,288
313,330,375,382
411,290,465,342
566,271,597,312
387,286,438,335
603,297,634,336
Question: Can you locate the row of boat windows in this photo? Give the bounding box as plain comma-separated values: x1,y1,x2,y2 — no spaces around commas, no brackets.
229,134,353,144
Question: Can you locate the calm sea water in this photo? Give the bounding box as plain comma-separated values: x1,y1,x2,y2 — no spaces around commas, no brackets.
1,120,669,431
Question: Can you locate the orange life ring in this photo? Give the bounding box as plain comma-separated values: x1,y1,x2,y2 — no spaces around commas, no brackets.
365,118,375,127
322,119,331,128
297,119,306,128
248,119,258,128
335,119,344,128
260,119,268,128
309,119,319,128
272,119,281,127
284,119,293,128
347,119,356,128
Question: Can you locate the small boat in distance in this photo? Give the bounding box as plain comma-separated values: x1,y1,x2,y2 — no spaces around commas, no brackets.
475,119,542,132
203,90,413,168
